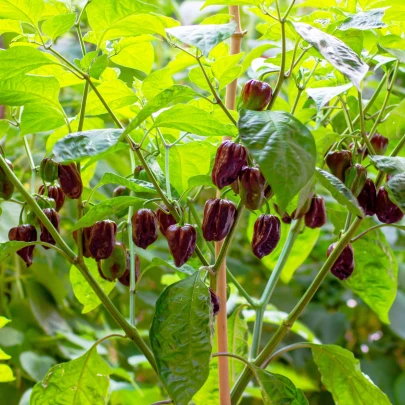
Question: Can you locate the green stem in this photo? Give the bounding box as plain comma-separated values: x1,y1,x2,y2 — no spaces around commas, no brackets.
357,91,376,155
0,154,157,372
351,223,405,243
23,136,36,194
250,218,302,359
165,145,172,200
231,218,362,403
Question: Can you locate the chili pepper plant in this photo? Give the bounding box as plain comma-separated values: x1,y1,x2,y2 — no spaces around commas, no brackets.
0,0,404,404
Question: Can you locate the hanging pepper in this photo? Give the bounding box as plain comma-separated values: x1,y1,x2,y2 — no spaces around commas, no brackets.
209,288,221,316
240,79,273,111
239,166,266,211
98,242,128,281
156,205,177,237
39,158,59,183
113,185,130,198
305,196,327,229
166,224,197,267
212,141,248,190
370,133,389,155
0,159,15,200
39,185,65,212
131,209,159,249
8,224,37,267
345,164,367,197
326,150,352,182
39,208,60,248
252,214,281,259
376,187,404,224
327,243,355,280
357,178,377,216
202,198,236,242
73,227,92,258
118,252,141,287
89,220,117,261
58,163,83,199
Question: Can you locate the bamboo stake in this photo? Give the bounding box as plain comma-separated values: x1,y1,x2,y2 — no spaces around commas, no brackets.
216,6,244,405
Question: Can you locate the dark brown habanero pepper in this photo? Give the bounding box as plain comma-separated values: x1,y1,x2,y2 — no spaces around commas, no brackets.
209,288,221,316
39,185,65,212
357,178,377,216
212,141,248,190
202,198,236,242
326,150,352,182
240,79,273,111
252,214,281,259
73,226,92,258
305,196,327,229
376,187,404,224
58,163,83,199
327,243,355,280
118,252,141,287
8,224,37,267
132,209,159,249
166,224,197,267
39,208,60,248
89,220,117,261
156,205,177,237
239,166,266,211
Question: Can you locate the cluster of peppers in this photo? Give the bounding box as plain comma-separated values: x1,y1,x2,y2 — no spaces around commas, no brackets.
325,133,402,280
8,158,83,268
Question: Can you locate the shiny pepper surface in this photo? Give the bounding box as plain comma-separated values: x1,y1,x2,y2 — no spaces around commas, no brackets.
118,253,141,287
73,227,92,258
89,220,117,261
326,150,352,182
252,215,281,259
58,163,83,199
98,242,127,281
370,133,389,155
305,197,327,229
357,179,377,216
156,206,177,237
0,159,14,200
202,198,236,242
239,166,266,210
241,79,273,111
345,164,367,197
132,209,158,249
39,158,59,183
113,185,130,198
209,288,221,316
166,224,197,267
327,243,355,280
212,141,248,190
376,187,404,224
39,185,65,212
8,225,37,267
39,208,60,248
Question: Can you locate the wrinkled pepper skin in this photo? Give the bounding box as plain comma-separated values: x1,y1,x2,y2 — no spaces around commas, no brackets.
376,187,404,224
209,288,221,316
241,79,273,111
305,197,327,229
118,253,140,287
239,166,266,210
166,224,197,267
89,220,117,261
357,178,377,216
39,185,65,212
345,164,367,197
113,186,130,198
326,150,352,182
370,133,389,155
327,243,355,280
39,208,60,248
202,198,236,242
73,227,92,258
58,163,83,199
39,158,59,183
0,159,15,200
156,205,177,237
132,209,159,249
98,242,127,281
212,141,248,190
252,214,281,259
8,224,37,267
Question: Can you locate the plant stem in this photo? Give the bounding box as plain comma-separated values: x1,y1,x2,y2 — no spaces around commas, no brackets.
165,145,172,200
351,223,405,243
265,342,310,365
250,218,302,359
357,90,376,155
230,218,362,404
23,135,36,194
0,154,157,372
